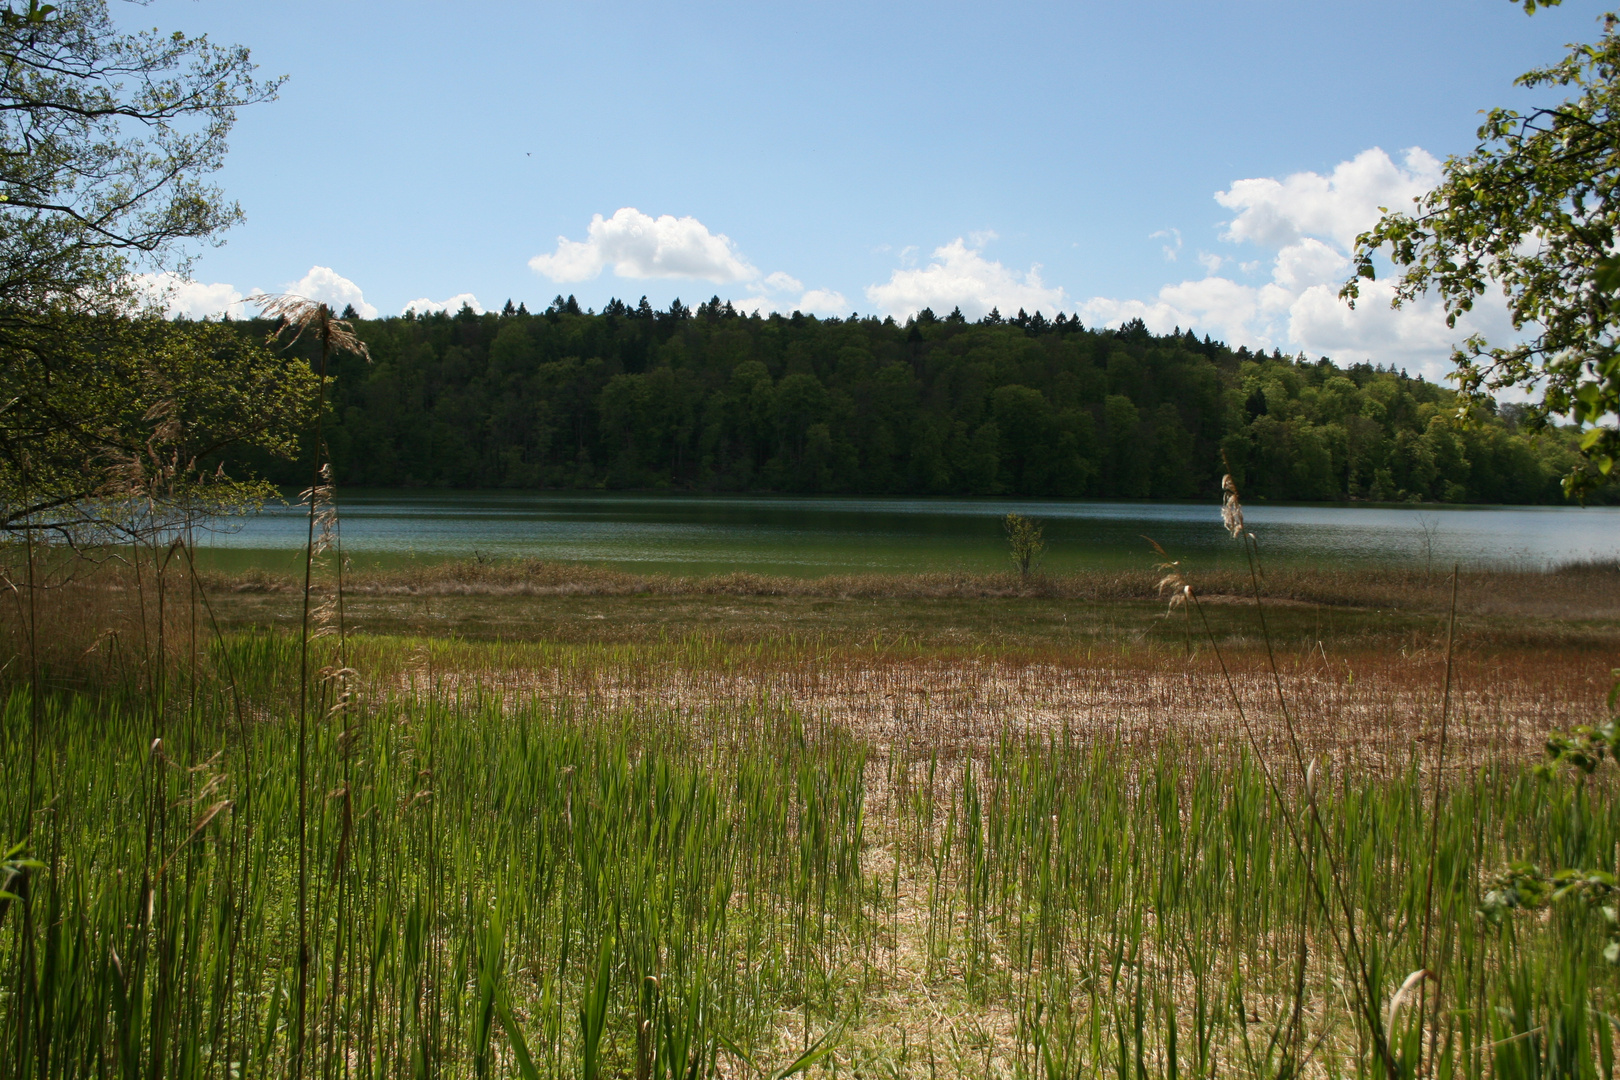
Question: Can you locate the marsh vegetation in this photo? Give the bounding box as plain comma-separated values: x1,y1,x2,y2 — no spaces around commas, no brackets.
4,530,1619,1079
6,1,1620,1077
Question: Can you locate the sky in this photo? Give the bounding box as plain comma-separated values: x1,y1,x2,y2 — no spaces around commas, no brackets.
125,0,1611,378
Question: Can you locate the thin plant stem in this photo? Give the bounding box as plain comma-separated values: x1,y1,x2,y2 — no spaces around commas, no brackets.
1416,564,1461,1076
20,478,38,844
294,317,333,1080
1236,530,1398,1080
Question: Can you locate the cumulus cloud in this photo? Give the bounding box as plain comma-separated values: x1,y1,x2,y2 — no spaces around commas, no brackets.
1270,237,1349,292
134,265,490,322
530,208,757,282
865,239,1067,321
402,293,483,316
1217,147,1440,250
1079,146,1511,376
130,265,382,319
281,266,378,318
732,269,848,317
798,288,850,314
1083,276,1267,352
133,272,248,319
732,292,850,317
530,207,848,317
1288,277,1513,364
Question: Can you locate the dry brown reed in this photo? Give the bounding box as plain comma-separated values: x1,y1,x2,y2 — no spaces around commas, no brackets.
7,537,1619,1078
194,556,1620,620
360,637,1590,777
0,547,205,695
18,551,1619,757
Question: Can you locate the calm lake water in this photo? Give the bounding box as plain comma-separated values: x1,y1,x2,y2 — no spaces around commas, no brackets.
194,491,1620,577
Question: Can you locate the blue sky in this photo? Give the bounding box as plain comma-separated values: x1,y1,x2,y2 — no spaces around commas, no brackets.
129,0,1608,375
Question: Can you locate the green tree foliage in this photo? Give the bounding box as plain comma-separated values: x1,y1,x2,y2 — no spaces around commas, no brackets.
0,314,318,534
0,1,299,535
1003,512,1045,578
0,0,280,310
1347,4,1620,494
233,298,1594,504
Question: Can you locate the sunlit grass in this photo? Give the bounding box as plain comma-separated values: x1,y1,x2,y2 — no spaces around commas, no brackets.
3,611,1618,1078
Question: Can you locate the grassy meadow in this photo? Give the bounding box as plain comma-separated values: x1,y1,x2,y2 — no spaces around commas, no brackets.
4,540,1620,1080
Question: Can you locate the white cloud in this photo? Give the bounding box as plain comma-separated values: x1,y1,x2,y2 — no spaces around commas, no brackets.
865,238,1067,321
1083,276,1265,350
281,266,378,319
402,293,484,316
1151,228,1183,262
1270,237,1350,292
732,287,849,317
1288,278,1514,368
1079,146,1515,377
133,272,247,319
731,264,847,317
530,208,757,283
530,208,846,319
130,265,380,320
1217,147,1440,251
798,288,849,315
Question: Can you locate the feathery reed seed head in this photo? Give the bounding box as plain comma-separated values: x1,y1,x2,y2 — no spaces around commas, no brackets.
260,294,372,362
1220,473,1246,540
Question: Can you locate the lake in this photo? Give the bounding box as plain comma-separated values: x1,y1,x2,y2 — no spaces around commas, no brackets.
191,491,1620,577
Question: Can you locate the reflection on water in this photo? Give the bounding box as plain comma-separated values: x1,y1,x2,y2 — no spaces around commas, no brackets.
193,491,1620,576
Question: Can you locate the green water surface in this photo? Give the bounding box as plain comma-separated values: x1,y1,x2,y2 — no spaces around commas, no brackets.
186,491,1620,577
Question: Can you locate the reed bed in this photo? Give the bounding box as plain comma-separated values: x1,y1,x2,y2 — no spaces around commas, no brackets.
3,612,1619,1079
201,557,1620,621
341,635,1598,767
4,522,1620,1079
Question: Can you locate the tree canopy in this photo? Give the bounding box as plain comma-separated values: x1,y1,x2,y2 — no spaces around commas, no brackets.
0,0,279,310
227,299,1598,505
1347,2,1620,495
0,313,318,536
0,1,306,536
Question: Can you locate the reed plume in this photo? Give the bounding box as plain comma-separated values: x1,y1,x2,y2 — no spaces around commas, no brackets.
262,294,369,1080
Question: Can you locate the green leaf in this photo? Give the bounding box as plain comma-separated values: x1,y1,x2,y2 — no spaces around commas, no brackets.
495,997,541,1080
770,1022,846,1080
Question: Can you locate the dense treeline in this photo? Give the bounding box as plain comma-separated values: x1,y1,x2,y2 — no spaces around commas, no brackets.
231,296,1600,504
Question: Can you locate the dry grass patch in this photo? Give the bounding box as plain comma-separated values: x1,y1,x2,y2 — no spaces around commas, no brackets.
198,556,1620,619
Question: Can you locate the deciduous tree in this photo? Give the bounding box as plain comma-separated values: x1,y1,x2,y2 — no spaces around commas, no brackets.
0,1,298,535
1345,2,1620,494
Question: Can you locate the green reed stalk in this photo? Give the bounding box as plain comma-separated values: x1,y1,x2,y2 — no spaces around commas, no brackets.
292,320,331,1080
1416,564,1460,1076
5,598,1617,1078
1235,527,1399,1079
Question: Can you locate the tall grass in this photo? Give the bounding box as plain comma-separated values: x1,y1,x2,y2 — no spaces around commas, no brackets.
2,615,1616,1078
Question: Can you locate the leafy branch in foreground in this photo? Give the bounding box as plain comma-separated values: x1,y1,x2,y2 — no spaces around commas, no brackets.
1345,6,1620,495
0,314,317,539
0,0,281,312
1482,697,1620,963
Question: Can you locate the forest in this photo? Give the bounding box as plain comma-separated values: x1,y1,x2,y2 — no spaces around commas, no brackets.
228,295,1597,504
